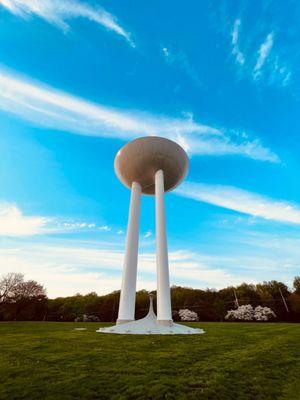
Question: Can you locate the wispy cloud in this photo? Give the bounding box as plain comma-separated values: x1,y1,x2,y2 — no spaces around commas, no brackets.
229,19,291,88
0,67,279,163
176,182,300,225
184,134,279,163
231,19,245,65
0,202,113,237
98,225,111,231
60,221,112,231
0,0,134,46
143,230,152,239
0,242,252,296
161,46,201,86
268,56,292,87
253,32,274,79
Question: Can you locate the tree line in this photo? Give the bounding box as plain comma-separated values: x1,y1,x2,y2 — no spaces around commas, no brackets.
1,272,300,322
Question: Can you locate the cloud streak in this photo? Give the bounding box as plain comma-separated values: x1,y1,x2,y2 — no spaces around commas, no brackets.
0,202,114,237
0,68,279,162
0,243,251,297
231,19,245,65
229,20,290,88
2,234,296,297
253,32,274,78
0,0,134,46
176,182,300,225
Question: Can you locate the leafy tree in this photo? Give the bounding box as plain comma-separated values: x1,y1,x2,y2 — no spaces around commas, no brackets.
1,272,300,322
293,276,300,295
14,280,46,301
0,273,47,320
13,280,47,320
235,283,258,306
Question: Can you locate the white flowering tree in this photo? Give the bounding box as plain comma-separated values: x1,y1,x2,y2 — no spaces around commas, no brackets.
254,306,276,321
225,304,254,321
178,309,199,321
225,304,276,321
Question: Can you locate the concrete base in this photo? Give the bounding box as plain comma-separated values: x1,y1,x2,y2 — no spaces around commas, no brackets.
97,316,204,335
97,296,204,335
156,319,173,327
116,319,134,325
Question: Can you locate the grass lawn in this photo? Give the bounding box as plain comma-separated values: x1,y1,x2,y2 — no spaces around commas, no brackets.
0,322,299,400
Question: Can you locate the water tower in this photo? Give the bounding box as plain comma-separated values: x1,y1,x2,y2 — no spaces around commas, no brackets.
98,137,204,334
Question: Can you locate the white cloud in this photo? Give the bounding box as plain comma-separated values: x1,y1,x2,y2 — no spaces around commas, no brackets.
98,225,111,231
236,233,300,276
185,134,278,163
144,230,152,239
61,222,96,229
231,19,245,65
0,68,279,163
0,242,253,297
0,202,113,237
0,202,48,236
253,32,274,78
162,47,169,57
229,22,291,89
176,181,300,225
0,0,134,46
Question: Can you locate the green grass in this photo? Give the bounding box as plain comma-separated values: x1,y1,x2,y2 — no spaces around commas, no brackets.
0,322,299,400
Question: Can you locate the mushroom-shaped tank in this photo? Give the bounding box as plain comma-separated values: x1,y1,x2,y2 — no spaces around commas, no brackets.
114,136,189,195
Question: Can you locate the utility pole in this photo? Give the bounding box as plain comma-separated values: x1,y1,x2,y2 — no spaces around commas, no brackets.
233,289,239,308
279,286,289,313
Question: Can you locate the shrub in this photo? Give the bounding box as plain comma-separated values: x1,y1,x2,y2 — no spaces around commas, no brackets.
254,306,276,321
225,305,276,321
178,309,199,321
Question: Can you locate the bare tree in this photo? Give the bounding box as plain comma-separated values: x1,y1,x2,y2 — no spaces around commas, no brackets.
0,273,24,303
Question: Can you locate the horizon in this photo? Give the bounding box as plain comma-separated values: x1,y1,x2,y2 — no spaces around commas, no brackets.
45,278,298,300
1,0,300,297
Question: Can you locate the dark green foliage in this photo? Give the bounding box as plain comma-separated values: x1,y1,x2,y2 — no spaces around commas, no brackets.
293,276,300,295
2,275,300,322
0,322,299,400
0,274,47,321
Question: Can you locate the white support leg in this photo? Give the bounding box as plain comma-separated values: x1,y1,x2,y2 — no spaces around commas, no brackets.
155,170,173,326
117,181,141,324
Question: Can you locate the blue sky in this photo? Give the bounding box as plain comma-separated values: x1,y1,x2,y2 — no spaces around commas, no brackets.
0,0,300,297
